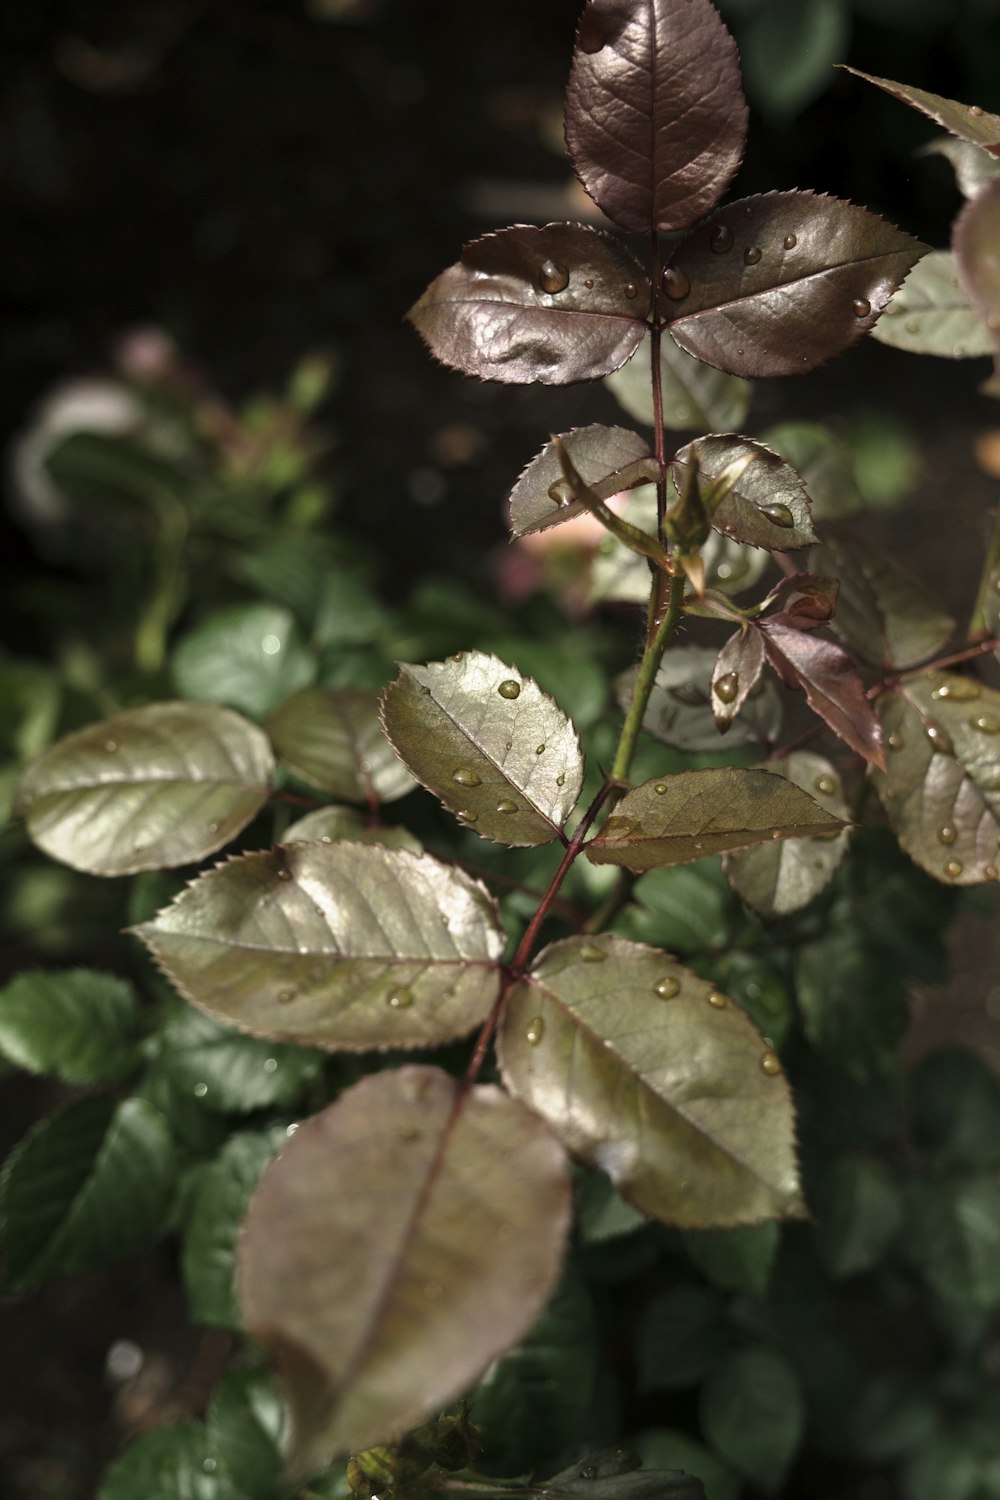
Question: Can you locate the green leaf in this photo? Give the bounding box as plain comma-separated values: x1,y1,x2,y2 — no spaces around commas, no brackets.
508,425,655,539
636,1285,729,1392
842,68,1000,158
674,435,816,550
954,177,1000,388
98,1422,243,1500
499,936,804,1227
0,968,143,1082
206,1369,284,1500
0,1096,177,1292
575,1169,649,1243
741,0,847,118
910,1047,1000,1168
172,604,315,720
605,333,753,435
906,1173,1000,1310
683,1221,780,1297
283,805,422,852
810,533,953,669
724,751,851,918
267,687,415,803
632,1431,738,1500
380,652,584,846
872,250,995,358
135,844,503,1051
15,701,274,876
154,1003,323,1113
903,1418,1000,1500
699,1346,804,1492
617,645,782,754
615,860,735,956
183,1128,285,1329
238,1065,572,1471
758,422,863,520
812,1155,902,1278
795,931,909,1079
873,672,1000,885
920,135,1000,200
585,768,845,873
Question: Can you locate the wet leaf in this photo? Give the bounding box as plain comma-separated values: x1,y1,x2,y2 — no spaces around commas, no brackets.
725,751,851,918
841,69,1000,158
700,1346,804,1492
135,844,503,1051
953,177,1000,377
282,805,422,853
809,534,954,670
0,968,143,1083
872,250,994,358
14,701,274,876
872,672,1000,886
665,191,925,378
508,425,655,539
564,0,747,233
673,435,816,550
920,136,1000,200
237,1065,572,1469
380,652,584,846
407,224,648,385
605,334,753,435
758,422,863,520
586,768,845,873
267,688,414,804
499,935,804,1226
759,622,885,768
617,645,781,753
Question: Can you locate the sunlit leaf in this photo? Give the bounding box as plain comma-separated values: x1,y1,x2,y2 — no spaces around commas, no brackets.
841,69,1000,158
135,844,503,1051
407,224,649,385
237,1065,572,1469
871,251,994,358
673,435,816,550
665,191,925,378
586,768,845,873
282,805,422,853
267,688,415,804
953,177,1000,383
759,422,863,520
725,751,851,918
0,968,143,1083
15,701,274,876
499,936,804,1226
380,652,584,846
508,425,655,539
711,629,766,733
564,0,747,232
700,1346,804,1492
617,645,781,753
872,672,1000,885
759,623,886,768
809,534,954,669
920,135,1000,200
605,334,753,435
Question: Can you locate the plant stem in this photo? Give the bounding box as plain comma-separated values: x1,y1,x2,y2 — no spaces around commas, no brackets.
610,570,686,783
649,230,668,542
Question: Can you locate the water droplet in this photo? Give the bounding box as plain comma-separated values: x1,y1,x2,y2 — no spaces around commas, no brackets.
194,1082,208,1098
945,858,964,879
582,943,606,963
743,245,762,265
662,265,690,300
276,867,292,882
207,821,219,834
887,731,905,751
452,767,481,786
104,738,118,753
263,1057,278,1073
419,683,431,695
926,724,954,755
760,1051,781,1076
932,678,980,700
556,773,566,786
759,501,795,528
548,477,576,506
986,865,999,881
505,739,512,751
536,743,546,754
584,277,594,289
783,233,797,249
852,297,871,318
654,782,668,795
498,678,521,699
970,104,984,117
387,987,414,1009
710,223,734,253
203,1458,218,1474
525,1016,545,1045
624,282,639,299
715,672,739,704
458,809,479,825
707,990,727,1008
815,775,837,796
278,989,295,1004
538,259,569,294
937,825,957,846
655,976,680,999
905,318,920,335
261,634,282,655
496,798,518,814
972,714,1000,734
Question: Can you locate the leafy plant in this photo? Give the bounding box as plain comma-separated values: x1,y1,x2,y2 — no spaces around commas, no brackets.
4,3,1000,1499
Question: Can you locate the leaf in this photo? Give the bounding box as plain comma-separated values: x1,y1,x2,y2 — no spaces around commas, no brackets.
508,425,655,539
575,1168,649,1243
154,1004,323,1114
15,701,274,877
267,687,415,804
283,805,422,852
183,1128,284,1329
564,0,748,233
794,931,909,1079
605,334,753,435
206,1370,284,1500
407,224,649,385
499,935,804,1227
872,672,1000,885
665,191,926,378
812,1155,902,1278
98,1423,243,1500
673,435,816,550
841,68,1000,158
871,250,995,358
633,1431,738,1500
740,0,848,120
710,628,766,735
636,1285,729,1392
462,1451,707,1500
614,860,735,956
172,604,316,720
759,622,886,768
905,1173,1000,1310
953,177,1000,377
910,1047,1000,1169
237,1065,572,1470
0,968,143,1083
135,844,504,1051
683,1222,780,1297
585,768,845,873
920,135,1000,200
809,533,954,669
617,645,781,753
699,1346,804,1492
380,653,584,846
0,1096,177,1293
758,422,863,520
725,751,851,918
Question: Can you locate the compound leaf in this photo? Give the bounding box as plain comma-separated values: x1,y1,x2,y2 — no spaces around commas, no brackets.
700,1346,804,1492
508,425,655,539
15,701,274,876
237,1065,572,1470
872,250,994,358
841,69,1000,159
267,687,415,804
0,968,143,1083
135,844,503,1051
673,435,816,550
809,534,953,670
605,333,753,435
759,623,886,768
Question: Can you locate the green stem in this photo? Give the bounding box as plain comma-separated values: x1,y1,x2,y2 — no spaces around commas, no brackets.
610,570,686,783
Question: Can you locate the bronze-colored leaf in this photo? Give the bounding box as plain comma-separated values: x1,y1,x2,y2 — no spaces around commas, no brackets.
267,688,415,804
238,1066,571,1470
407,224,649,386
133,844,503,1051
953,178,1000,380
617,645,781,752
673,435,817,550
665,192,926,378
841,69,1000,159
759,623,886,769
508,425,656,539
808,534,954,670
499,936,803,1226
564,0,748,233
380,653,584,846
605,332,754,435
873,672,1000,886
711,629,766,732
585,768,845,873
761,573,839,629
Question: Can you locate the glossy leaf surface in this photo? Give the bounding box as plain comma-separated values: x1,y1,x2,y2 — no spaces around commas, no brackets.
0,968,142,1083
407,224,649,385
711,629,766,732
921,135,1000,200
872,251,994,358
564,0,748,233
508,425,655,538
135,844,503,1050
673,435,816,549
617,645,781,752
282,805,422,852
499,936,803,1226
759,422,862,520
666,191,925,377
605,332,753,434
237,1065,572,1469
759,623,886,768
953,178,1000,382
380,653,584,846
586,768,844,872
267,687,415,804
15,701,274,876
842,69,1000,158
809,534,953,669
